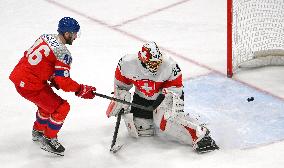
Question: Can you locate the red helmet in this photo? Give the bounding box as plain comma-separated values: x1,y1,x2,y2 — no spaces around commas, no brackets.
138,42,163,73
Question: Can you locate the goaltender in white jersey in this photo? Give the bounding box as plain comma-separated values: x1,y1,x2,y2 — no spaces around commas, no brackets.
106,42,219,153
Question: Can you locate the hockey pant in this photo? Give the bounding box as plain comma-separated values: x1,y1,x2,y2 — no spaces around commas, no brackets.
15,85,70,138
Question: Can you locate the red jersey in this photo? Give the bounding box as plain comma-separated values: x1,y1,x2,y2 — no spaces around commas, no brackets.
9,34,80,92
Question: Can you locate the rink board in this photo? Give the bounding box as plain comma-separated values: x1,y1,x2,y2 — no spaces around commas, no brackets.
183,73,284,149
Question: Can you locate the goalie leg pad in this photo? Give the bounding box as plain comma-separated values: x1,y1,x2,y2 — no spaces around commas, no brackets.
154,110,209,145
134,117,155,137
155,113,219,152
154,90,209,145
156,91,184,121
159,117,194,144
123,113,155,137
154,92,219,152
122,113,139,138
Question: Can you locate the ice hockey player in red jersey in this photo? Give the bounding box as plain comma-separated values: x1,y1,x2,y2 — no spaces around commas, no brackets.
106,42,219,153
9,17,96,156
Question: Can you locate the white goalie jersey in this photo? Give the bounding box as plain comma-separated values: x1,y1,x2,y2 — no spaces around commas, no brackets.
114,54,183,100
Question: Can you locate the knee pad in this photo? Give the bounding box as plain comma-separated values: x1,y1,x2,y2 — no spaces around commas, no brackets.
51,101,70,122
37,107,50,118
134,117,155,136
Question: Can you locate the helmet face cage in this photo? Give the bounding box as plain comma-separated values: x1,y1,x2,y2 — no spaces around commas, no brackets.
58,17,80,35
138,42,163,73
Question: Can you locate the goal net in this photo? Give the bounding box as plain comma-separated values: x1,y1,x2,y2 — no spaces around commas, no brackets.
227,0,284,77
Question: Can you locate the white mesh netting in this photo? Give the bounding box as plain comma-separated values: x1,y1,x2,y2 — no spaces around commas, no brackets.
232,0,284,71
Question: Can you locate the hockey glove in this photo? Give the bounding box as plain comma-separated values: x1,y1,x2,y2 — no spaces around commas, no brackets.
75,84,96,99
106,88,131,117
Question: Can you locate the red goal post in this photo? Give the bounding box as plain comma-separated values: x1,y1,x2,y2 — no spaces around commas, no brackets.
227,0,284,77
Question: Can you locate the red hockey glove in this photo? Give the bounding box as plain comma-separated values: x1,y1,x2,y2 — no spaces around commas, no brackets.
75,84,96,99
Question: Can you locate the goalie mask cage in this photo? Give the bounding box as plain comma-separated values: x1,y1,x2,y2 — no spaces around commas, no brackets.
227,0,284,77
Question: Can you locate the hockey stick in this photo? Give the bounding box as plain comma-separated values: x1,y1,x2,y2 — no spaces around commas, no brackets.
93,92,165,111
110,108,124,153
95,92,165,153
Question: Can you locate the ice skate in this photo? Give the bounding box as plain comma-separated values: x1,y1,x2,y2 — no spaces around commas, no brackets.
193,134,219,153
40,136,65,156
32,129,43,141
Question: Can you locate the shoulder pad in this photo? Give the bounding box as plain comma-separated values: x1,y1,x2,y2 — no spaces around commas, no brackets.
118,54,136,69
41,34,72,65
163,56,181,77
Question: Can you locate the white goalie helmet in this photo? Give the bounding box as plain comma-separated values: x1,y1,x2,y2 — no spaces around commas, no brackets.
138,41,163,73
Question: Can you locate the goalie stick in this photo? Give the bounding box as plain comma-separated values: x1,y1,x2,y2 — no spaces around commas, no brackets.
110,109,124,153
93,92,165,111
94,92,165,153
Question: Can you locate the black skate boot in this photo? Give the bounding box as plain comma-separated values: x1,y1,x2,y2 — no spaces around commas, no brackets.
32,129,43,141
193,134,219,153
40,136,65,156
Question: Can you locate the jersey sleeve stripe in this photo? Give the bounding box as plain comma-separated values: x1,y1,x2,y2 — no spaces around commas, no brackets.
55,70,70,77
55,66,70,70
162,75,183,88
115,66,132,85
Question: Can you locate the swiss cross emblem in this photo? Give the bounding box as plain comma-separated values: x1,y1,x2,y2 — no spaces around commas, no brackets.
136,79,156,97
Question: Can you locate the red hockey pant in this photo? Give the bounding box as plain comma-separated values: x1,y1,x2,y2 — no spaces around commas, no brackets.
15,85,70,138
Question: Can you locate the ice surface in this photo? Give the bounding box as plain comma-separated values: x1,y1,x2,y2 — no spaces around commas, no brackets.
184,74,284,149
1,0,284,168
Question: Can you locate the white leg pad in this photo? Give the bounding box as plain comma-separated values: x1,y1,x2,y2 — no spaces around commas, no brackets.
154,110,207,145
171,114,208,143
154,91,208,145
122,113,139,138
134,118,155,137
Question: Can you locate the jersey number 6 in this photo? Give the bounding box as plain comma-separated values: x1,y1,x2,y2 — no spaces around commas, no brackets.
27,38,50,65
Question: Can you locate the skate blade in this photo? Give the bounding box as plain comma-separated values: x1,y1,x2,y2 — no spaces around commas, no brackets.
41,146,64,156
196,146,220,154
110,145,123,153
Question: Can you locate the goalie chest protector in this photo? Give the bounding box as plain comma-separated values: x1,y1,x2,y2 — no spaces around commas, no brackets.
114,54,183,100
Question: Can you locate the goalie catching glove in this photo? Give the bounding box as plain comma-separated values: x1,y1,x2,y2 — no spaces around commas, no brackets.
106,88,131,118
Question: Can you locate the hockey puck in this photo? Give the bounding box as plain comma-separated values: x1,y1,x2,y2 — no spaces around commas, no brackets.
247,97,254,102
